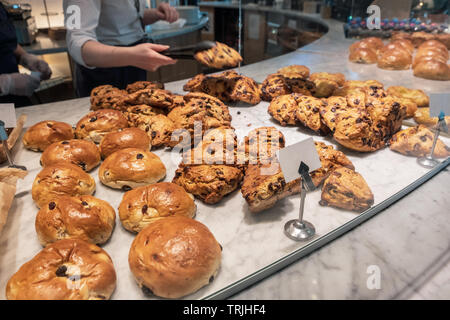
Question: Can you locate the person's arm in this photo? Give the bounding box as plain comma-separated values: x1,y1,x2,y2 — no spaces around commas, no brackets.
143,3,179,25
64,0,175,70
14,45,52,80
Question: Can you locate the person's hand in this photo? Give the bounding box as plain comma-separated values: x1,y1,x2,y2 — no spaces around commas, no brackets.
19,53,52,80
128,43,176,72
155,3,179,23
0,73,40,97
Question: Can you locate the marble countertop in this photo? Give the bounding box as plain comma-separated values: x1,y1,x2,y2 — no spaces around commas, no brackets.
5,8,450,300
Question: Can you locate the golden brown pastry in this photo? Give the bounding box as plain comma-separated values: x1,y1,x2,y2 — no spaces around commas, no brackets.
128,216,221,299
32,163,96,209
413,60,450,81
295,95,328,133
123,88,174,109
125,104,166,116
227,74,261,105
377,48,412,70
22,121,74,152
99,148,166,190
90,85,127,111
386,39,414,55
389,125,450,158
361,37,384,50
320,167,374,212
411,31,435,47
309,72,345,98
40,139,101,172
391,32,412,42
99,127,151,159
126,113,175,148
267,93,300,126
35,195,116,246
286,78,316,96
435,33,450,50
118,182,196,233
349,47,378,64
75,109,129,143
6,239,116,300
183,73,206,92
194,41,242,69
417,40,449,58
277,65,310,79
173,164,243,204
126,81,164,94
241,126,285,164
387,86,429,108
414,108,450,130
260,73,290,101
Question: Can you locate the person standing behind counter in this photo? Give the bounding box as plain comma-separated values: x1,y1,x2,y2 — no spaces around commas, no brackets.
0,1,52,107
63,0,179,98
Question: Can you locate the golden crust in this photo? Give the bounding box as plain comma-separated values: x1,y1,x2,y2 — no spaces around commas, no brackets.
268,93,300,126
35,195,116,246
389,125,450,158
349,47,378,64
99,148,166,190
126,81,164,94
387,86,429,108
411,31,435,47
90,85,127,111
40,139,101,172
309,72,345,98
126,113,175,148
128,216,221,299
377,48,412,70
99,127,151,159
194,41,242,69
260,73,290,101
414,108,450,129
413,60,450,81
123,88,174,109
6,239,116,300
172,164,243,204
277,65,310,79
241,126,285,164
22,121,74,152
75,109,129,143
118,182,196,233
320,167,374,212
32,163,96,209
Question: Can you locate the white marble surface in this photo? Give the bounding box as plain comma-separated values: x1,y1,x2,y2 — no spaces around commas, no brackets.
1,11,450,300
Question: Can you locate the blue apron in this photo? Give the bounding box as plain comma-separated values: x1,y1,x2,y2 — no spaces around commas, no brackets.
0,3,32,107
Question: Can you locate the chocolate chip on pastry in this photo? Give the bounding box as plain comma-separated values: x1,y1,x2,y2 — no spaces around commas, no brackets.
6,239,116,300
260,73,291,101
268,93,300,126
194,41,242,69
126,81,164,94
32,163,96,209
183,73,206,92
309,72,345,98
75,109,129,143
99,127,151,159
286,78,316,96
126,113,175,148
128,216,221,299
118,182,196,233
40,139,101,172
123,88,174,109
227,74,261,105
90,85,127,111
320,167,374,212
277,65,310,80
22,120,74,152
35,195,116,246
99,148,166,190
413,108,450,130
389,125,450,158
240,126,285,164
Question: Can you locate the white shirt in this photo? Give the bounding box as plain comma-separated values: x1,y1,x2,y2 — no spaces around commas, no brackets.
63,0,148,68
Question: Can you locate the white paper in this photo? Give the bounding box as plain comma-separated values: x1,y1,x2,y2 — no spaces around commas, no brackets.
429,93,450,117
277,137,322,183
0,104,16,128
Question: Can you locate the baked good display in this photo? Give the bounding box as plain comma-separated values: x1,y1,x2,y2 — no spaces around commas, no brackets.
319,167,374,212
40,139,101,172
35,195,116,246
386,86,429,108
0,168,27,234
168,92,232,147
123,88,174,109
99,127,151,159
389,125,450,158
260,73,291,101
435,33,450,50
128,216,221,298
413,108,450,130
75,109,128,143
377,47,412,70
413,60,450,81
90,85,127,111
6,239,116,300
309,72,345,98
98,148,166,190
194,41,242,69
118,182,196,233
411,31,436,47
183,70,261,105
240,126,285,164
32,163,96,209
126,81,164,94
22,121,74,152
277,65,310,79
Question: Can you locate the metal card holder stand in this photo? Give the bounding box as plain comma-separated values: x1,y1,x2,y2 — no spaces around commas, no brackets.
284,162,316,241
417,112,448,169
0,120,27,171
